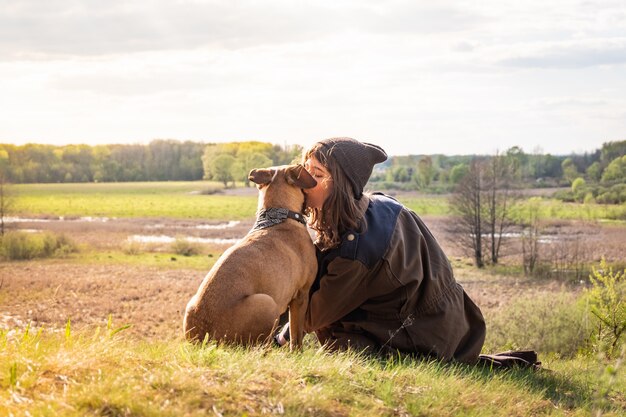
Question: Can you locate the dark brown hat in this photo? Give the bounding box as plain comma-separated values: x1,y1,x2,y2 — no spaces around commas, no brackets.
318,137,388,198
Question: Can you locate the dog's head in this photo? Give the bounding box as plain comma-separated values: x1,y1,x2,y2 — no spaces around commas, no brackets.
248,164,317,212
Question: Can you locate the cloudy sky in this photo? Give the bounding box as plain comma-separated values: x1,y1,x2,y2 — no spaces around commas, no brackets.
1,0,625,156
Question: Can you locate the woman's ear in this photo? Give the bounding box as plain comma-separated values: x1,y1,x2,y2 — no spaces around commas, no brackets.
286,164,318,189
249,168,274,185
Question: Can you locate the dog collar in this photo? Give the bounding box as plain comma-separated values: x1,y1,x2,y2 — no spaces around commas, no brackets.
252,207,307,231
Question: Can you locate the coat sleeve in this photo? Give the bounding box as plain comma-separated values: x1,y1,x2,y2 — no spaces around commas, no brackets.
304,256,375,332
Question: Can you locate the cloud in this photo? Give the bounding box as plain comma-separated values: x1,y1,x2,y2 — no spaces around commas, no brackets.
498,38,626,68
0,0,486,60
353,2,487,35
0,0,338,59
530,97,611,108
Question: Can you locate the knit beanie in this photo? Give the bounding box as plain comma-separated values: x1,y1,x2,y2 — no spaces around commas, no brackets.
318,137,388,198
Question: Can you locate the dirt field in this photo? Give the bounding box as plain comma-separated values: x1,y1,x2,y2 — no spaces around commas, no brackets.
1,213,624,341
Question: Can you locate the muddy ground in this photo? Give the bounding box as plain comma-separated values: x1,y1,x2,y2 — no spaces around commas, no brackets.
1,207,624,341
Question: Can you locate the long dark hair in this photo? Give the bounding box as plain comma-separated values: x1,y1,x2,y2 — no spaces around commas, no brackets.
303,143,362,250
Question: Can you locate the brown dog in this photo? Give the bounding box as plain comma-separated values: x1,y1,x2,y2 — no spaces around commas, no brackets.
183,164,318,349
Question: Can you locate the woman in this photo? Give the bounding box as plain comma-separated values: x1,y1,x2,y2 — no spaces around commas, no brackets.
278,137,486,363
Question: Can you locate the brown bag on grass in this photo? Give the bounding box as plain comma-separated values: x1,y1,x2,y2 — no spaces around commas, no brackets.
477,350,541,371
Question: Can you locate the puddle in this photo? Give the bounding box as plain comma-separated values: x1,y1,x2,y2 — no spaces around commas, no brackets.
4,217,55,223
128,235,240,245
144,220,241,230
7,217,240,230
473,232,561,244
196,221,241,230
5,216,112,223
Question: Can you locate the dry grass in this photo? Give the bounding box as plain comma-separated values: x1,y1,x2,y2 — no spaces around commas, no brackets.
2,323,624,416
2,193,625,415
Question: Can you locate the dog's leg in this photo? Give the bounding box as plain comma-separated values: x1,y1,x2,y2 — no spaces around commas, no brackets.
288,289,310,350
229,293,281,345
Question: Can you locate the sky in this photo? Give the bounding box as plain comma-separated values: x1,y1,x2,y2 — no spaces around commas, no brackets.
1,0,625,157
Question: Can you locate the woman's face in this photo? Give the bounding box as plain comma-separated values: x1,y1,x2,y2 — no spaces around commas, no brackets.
303,156,333,210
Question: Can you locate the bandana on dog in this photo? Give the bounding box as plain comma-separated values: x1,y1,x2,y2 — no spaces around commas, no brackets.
252,207,307,231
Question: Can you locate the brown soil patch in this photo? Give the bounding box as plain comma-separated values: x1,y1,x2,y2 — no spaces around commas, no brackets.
0,259,579,342
1,213,623,341
0,262,201,340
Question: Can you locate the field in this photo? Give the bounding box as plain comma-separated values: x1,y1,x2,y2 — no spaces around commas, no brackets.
11,182,258,220
12,182,626,221
1,182,625,416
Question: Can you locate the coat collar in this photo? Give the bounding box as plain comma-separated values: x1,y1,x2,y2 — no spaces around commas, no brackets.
355,194,370,227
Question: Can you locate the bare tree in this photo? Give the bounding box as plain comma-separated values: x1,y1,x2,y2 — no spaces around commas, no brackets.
449,158,485,267
521,198,541,275
0,165,13,236
483,151,517,264
449,153,517,268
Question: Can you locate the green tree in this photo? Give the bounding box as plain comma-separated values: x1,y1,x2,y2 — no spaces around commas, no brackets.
571,177,587,203
600,140,626,167
61,145,94,182
211,154,236,187
202,144,235,181
561,158,579,184
450,163,469,185
586,161,602,182
416,156,436,189
601,155,626,184
538,154,563,178
505,146,528,180
390,166,410,182
269,144,303,165
233,150,272,187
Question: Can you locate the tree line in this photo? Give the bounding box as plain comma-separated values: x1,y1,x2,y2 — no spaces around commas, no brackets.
0,140,623,196
379,142,625,189
0,140,301,184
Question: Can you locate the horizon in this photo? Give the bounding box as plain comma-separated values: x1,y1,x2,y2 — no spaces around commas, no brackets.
1,1,625,156
0,137,617,158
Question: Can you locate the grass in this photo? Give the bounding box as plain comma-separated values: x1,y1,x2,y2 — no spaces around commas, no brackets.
69,250,220,271
399,194,626,222
1,323,624,417
9,182,625,222
3,182,625,415
395,196,450,216
0,232,219,269
509,198,626,222
12,182,257,220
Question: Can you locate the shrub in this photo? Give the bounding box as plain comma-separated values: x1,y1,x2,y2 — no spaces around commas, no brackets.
171,238,200,257
571,177,586,193
552,189,576,202
121,240,143,255
483,291,588,357
596,184,626,204
584,259,626,358
1,232,42,260
0,231,79,260
198,187,222,195
583,192,596,204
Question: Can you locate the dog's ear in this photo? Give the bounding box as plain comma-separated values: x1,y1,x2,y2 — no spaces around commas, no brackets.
249,168,274,186
285,165,317,189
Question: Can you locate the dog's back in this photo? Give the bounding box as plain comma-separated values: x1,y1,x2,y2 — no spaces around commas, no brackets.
183,164,317,344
